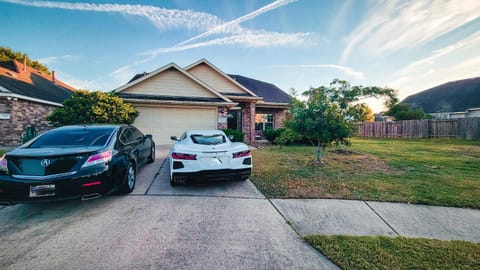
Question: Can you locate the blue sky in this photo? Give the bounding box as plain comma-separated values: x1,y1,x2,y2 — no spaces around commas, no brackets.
1,0,479,111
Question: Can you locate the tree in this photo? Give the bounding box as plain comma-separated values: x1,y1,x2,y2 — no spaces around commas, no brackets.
385,103,431,120
286,79,399,162
288,86,354,162
47,90,139,126
347,103,374,122
0,46,50,74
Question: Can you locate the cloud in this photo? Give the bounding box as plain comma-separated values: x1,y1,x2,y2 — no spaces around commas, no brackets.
37,54,78,64
175,0,298,47
388,29,480,98
269,64,365,80
0,0,221,31
144,31,312,55
341,0,480,63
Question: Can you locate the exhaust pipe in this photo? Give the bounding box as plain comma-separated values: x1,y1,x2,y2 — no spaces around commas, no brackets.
82,193,101,201
0,201,13,206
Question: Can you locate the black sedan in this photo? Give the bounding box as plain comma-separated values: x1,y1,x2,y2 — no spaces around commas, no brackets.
0,125,155,205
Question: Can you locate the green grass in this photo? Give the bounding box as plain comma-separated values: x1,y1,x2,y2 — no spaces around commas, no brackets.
251,138,480,208
305,235,480,270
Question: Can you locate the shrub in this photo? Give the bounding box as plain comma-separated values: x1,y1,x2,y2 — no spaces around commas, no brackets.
263,128,282,143
223,129,244,142
275,128,302,145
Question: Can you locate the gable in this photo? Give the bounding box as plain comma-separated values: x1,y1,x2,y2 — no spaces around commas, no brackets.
187,63,248,95
121,67,218,99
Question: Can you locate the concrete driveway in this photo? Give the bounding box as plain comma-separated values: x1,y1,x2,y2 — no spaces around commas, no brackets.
0,145,338,270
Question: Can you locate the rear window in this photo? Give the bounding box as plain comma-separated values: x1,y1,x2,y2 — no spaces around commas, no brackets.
190,134,226,145
29,128,115,148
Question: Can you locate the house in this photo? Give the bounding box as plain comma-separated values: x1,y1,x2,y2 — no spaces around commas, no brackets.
115,59,291,144
430,108,480,119
0,59,75,146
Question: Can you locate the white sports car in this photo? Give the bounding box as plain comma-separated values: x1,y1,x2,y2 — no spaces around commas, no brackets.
168,130,252,185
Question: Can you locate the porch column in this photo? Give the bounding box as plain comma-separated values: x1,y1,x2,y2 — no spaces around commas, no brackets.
241,102,256,143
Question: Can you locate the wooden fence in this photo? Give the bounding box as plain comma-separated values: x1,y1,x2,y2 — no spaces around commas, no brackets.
356,118,480,139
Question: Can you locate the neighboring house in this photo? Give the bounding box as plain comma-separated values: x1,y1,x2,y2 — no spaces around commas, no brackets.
115,59,291,144
0,59,75,146
430,108,480,119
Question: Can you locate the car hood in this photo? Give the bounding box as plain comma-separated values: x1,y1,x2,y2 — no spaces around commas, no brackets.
6,146,104,158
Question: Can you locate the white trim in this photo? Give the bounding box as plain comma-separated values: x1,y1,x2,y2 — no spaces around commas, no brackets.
256,101,290,109
185,59,261,99
0,93,63,107
113,63,233,103
0,85,12,93
123,98,237,108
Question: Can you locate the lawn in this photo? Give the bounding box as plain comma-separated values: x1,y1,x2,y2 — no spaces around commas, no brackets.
305,235,480,270
250,138,480,208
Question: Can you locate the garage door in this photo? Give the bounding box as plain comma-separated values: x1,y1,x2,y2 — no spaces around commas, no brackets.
134,106,217,144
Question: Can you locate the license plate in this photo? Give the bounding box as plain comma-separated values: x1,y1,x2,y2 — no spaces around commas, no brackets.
29,184,55,197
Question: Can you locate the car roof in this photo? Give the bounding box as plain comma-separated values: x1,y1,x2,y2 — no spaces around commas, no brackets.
51,125,123,132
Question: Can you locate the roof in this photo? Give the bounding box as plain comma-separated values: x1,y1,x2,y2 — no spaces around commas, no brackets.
114,63,234,105
228,74,291,104
0,60,75,106
184,59,260,100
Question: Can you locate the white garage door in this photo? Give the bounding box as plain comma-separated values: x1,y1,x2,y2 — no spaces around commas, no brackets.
134,106,217,144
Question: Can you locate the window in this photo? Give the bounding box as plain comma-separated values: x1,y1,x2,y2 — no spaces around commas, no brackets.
29,128,114,148
0,103,6,113
255,114,274,131
190,134,226,145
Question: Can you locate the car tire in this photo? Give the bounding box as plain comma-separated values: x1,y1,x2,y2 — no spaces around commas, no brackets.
121,163,136,193
147,144,155,164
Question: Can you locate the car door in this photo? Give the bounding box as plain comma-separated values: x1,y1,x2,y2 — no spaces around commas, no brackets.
130,127,150,163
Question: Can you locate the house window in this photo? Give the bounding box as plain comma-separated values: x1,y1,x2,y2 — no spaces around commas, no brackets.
255,113,274,131
0,103,6,112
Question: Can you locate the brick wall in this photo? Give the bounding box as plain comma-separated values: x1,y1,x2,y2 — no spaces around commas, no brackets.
274,110,287,129
217,107,228,130
0,97,56,147
241,102,256,143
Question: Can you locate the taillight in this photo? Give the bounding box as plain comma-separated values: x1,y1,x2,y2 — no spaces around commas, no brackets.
82,151,112,167
233,150,251,158
0,155,8,174
172,153,197,160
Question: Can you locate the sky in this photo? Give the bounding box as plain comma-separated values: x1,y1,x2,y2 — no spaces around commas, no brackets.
1,0,479,112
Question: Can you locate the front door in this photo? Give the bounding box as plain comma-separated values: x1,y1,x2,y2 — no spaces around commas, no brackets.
227,110,242,131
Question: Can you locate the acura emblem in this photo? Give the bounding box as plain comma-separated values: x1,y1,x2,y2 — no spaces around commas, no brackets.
40,159,51,167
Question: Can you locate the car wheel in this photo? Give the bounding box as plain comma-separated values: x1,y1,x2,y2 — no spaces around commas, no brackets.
121,163,136,193
147,144,155,164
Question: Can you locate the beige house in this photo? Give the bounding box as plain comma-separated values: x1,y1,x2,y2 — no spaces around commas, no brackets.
115,59,290,144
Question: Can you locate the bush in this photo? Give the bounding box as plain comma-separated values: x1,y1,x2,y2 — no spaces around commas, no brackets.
263,128,282,143
275,128,303,145
223,129,244,142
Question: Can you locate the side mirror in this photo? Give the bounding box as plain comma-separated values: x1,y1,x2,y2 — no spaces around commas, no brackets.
170,136,180,141
145,134,152,140
228,135,234,140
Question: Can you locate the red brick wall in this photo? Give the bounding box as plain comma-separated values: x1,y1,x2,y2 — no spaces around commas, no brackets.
217,107,228,130
241,102,256,143
274,110,287,129
0,97,55,147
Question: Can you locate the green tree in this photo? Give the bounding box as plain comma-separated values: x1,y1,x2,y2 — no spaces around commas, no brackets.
0,46,50,74
288,86,354,162
385,103,431,120
286,79,399,162
347,103,374,122
47,90,139,126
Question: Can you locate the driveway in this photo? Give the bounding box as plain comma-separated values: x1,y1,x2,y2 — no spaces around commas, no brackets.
0,146,338,270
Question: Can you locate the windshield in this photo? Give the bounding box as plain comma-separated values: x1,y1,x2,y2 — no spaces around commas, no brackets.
190,134,226,145
29,128,115,148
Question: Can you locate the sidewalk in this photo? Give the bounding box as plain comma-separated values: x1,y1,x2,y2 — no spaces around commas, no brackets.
272,199,480,242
